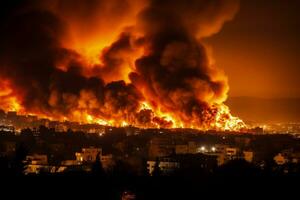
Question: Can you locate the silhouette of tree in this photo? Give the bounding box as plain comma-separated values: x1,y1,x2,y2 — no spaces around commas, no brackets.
0,155,10,175
216,159,260,177
20,128,33,137
140,158,149,176
39,125,53,139
12,143,28,175
112,159,135,177
152,158,162,177
91,152,105,176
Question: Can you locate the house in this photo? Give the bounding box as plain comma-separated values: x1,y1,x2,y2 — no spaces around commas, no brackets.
148,137,175,158
24,154,49,174
147,157,180,175
243,151,254,163
75,147,102,163
274,153,288,165
101,154,114,170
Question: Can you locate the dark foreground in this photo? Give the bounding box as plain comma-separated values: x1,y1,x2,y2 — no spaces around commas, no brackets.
1,174,299,200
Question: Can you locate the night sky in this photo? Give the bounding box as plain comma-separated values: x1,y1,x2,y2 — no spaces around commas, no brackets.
208,0,300,98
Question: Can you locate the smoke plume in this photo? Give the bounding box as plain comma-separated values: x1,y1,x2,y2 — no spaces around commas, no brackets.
0,0,244,130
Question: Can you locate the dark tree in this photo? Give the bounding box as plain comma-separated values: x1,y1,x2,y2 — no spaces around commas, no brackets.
20,128,33,137
0,155,10,175
141,158,150,176
111,159,136,177
91,152,105,176
152,158,162,177
12,143,28,175
216,159,260,177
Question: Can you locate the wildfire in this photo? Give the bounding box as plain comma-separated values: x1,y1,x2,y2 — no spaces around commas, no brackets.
214,104,246,131
0,85,246,131
0,80,22,112
0,0,246,132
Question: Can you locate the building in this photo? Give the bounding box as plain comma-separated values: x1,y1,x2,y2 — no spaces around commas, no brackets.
199,145,227,166
26,154,48,165
273,149,300,165
199,145,251,166
175,142,206,155
74,147,114,170
0,141,16,155
148,137,175,158
147,157,180,175
243,151,254,163
61,160,81,166
234,137,251,147
24,154,49,174
101,154,114,170
290,152,300,163
274,153,288,165
75,147,102,163
226,147,238,158
175,144,188,155
0,125,15,133
187,142,198,154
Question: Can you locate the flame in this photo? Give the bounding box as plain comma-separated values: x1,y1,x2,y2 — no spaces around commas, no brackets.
214,104,246,131
0,87,246,131
0,80,22,112
0,69,246,132
0,0,246,132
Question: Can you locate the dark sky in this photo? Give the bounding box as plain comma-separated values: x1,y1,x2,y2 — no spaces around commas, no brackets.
207,0,300,98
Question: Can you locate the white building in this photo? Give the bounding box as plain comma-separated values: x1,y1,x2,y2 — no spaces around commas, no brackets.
147,158,180,175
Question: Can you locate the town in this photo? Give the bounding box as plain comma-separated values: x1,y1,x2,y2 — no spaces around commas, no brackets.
1,118,300,176
1,112,300,198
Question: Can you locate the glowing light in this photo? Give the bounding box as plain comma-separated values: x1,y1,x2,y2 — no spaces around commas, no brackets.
0,82,246,132
97,119,109,126
139,101,152,111
214,104,246,131
86,115,93,123
200,146,206,152
121,121,128,127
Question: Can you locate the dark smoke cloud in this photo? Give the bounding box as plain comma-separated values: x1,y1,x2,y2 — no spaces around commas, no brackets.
0,3,142,120
0,0,239,127
130,0,238,126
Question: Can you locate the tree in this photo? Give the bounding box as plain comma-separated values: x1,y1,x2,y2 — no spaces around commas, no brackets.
0,155,10,175
12,143,28,176
91,152,105,176
141,158,150,176
152,158,162,177
20,128,33,137
111,159,135,177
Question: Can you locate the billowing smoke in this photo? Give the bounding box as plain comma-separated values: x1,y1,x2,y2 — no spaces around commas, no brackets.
0,0,244,130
